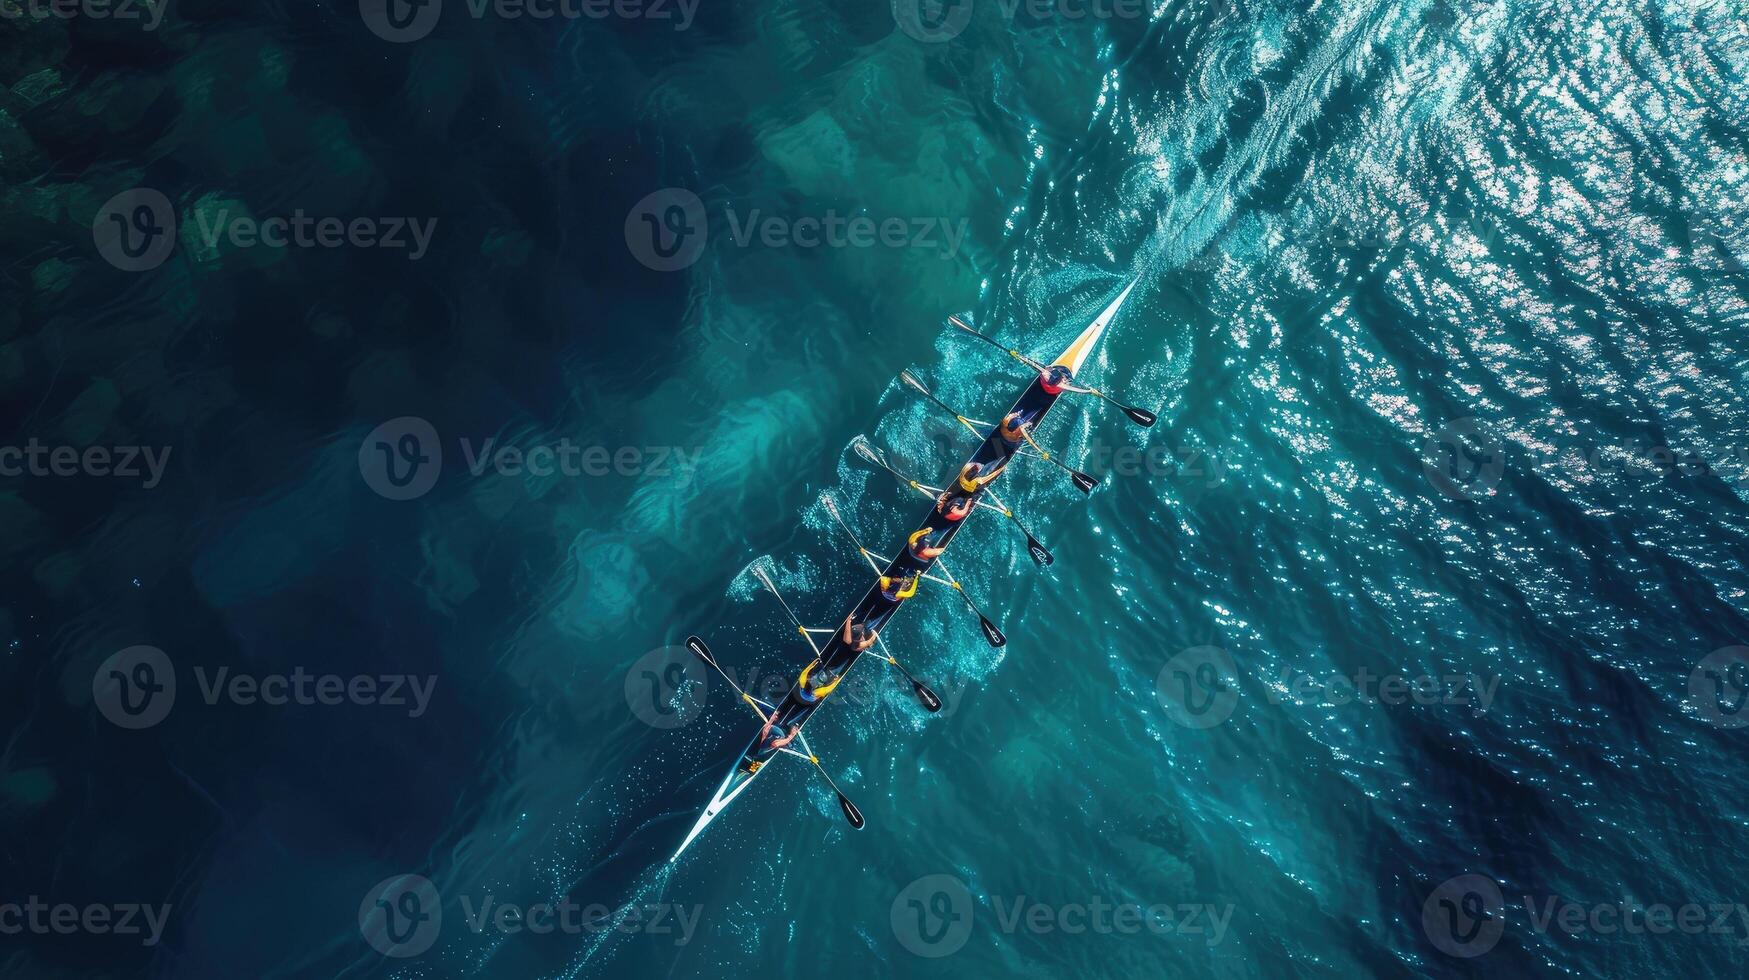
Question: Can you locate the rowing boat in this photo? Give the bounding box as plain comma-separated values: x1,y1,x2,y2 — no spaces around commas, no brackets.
671,277,1150,861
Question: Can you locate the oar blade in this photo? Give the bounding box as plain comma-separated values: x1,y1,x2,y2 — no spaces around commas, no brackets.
1026,536,1054,567
686,635,717,668
979,615,1007,648
1071,470,1099,494
914,681,943,713
1123,405,1157,427
838,793,866,829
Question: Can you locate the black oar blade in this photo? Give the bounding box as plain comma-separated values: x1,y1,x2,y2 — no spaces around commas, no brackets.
838,793,866,829
979,615,1007,648
686,635,716,667
1027,536,1054,567
1071,470,1098,494
914,681,944,713
1123,405,1157,428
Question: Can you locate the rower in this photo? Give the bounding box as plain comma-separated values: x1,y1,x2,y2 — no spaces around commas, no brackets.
997,411,1031,446
936,459,1006,521
955,459,1007,493
841,616,878,653
908,527,945,561
794,656,845,705
879,569,920,603
1040,363,1090,396
755,711,800,753
936,491,973,522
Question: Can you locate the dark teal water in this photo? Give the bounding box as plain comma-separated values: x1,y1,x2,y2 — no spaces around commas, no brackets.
5,1,1749,978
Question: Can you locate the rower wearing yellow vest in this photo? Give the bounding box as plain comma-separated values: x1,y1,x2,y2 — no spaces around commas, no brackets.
936,459,1006,522
955,459,1007,492
908,527,945,561
794,657,843,706
879,569,920,603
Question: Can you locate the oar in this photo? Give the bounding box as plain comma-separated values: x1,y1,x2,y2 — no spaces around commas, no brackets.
1013,416,1099,494
1079,386,1157,428
852,439,935,496
750,565,823,655
874,636,944,712
819,494,882,571
975,486,1053,567
685,635,771,722
803,752,865,829
930,556,1006,647
947,314,1048,372
899,370,988,440
948,314,1157,428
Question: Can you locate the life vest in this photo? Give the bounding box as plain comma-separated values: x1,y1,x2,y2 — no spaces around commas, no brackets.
881,573,919,600
798,660,842,700
909,528,937,557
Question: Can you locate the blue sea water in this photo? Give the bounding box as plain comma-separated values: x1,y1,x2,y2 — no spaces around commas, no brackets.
4,0,1749,978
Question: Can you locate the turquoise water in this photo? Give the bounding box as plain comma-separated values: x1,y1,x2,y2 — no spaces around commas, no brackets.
6,0,1749,977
